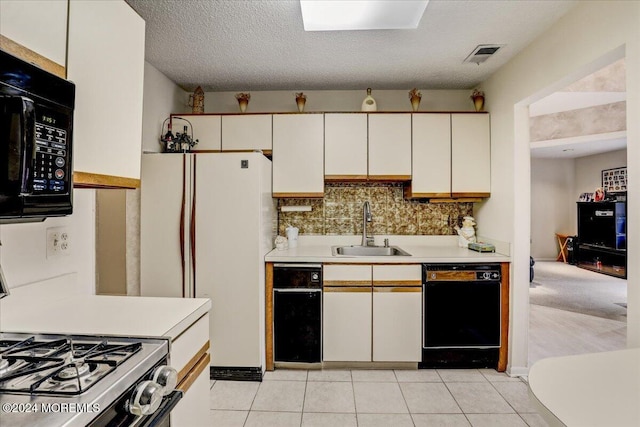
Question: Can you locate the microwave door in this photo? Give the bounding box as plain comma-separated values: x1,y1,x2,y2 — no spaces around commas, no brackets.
0,96,36,215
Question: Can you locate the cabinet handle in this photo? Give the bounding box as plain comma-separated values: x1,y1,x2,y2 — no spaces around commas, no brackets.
324,286,372,293
373,287,421,293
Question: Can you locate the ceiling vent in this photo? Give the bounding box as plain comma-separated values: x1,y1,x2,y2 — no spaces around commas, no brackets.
464,44,504,64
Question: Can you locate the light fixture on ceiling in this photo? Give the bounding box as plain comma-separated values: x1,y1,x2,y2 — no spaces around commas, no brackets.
300,0,429,31
464,44,505,65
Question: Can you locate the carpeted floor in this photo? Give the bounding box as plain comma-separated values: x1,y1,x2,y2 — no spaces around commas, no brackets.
529,261,627,322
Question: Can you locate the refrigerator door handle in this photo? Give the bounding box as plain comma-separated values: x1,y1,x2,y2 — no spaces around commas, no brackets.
190,156,197,297
179,155,187,298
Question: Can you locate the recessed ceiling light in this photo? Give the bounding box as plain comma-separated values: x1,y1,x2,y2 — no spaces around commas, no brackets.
300,0,429,31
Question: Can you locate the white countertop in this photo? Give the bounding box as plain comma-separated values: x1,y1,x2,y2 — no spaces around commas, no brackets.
0,277,211,340
265,240,510,264
528,349,640,427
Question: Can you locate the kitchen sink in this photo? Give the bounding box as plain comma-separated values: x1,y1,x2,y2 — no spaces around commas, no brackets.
331,245,411,257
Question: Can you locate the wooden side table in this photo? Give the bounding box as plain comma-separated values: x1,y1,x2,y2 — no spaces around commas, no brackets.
555,233,570,263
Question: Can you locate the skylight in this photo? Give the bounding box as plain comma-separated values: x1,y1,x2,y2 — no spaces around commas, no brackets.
300,0,429,31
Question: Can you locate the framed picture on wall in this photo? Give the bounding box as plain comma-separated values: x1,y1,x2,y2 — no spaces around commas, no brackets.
602,167,627,193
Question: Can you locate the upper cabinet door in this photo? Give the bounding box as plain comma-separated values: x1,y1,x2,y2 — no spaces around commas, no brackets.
0,0,68,75
451,114,491,197
368,114,411,180
221,115,272,151
272,114,324,198
68,0,145,184
175,115,221,151
324,113,367,180
410,114,452,198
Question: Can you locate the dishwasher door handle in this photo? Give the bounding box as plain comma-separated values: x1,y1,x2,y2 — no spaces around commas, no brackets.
273,288,322,293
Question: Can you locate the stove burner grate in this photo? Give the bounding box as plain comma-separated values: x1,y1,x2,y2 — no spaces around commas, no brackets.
0,337,143,396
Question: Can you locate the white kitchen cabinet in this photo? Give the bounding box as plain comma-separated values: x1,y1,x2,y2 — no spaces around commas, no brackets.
322,264,372,362
372,264,422,285
372,289,422,362
67,0,145,183
170,314,211,426
324,113,368,180
451,114,491,197
323,288,372,362
368,114,412,180
272,114,324,197
222,114,272,151
0,0,68,71
409,114,452,198
323,264,372,284
407,113,491,199
172,114,221,151
322,264,421,363
372,265,422,362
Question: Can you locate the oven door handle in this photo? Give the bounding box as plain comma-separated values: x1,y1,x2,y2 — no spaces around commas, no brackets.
138,389,183,427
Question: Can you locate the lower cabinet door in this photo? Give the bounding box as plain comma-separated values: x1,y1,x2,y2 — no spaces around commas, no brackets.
322,288,372,362
171,362,211,427
372,288,422,362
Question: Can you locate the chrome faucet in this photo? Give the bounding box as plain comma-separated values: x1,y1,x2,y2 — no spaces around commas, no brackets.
362,201,374,247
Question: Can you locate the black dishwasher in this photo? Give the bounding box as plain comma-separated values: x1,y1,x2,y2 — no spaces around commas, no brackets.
273,264,322,363
421,263,501,368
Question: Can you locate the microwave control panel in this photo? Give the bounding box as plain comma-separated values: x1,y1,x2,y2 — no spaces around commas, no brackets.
33,120,69,194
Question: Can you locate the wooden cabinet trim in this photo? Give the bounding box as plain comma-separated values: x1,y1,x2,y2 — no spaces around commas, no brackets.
498,262,510,372
372,280,422,287
265,262,274,371
367,175,412,182
372,286,421,292
428,198,484,203
273,192,324,198
325,175,369,182
406,192,452,199
176,341,210,385
426,271,478,281
451,192,490,198
73,172,140,189
176,352,210,394
323,280,372,287
324,286,372,293
0,35,65,79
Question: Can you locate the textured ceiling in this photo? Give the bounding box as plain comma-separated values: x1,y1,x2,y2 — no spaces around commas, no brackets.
126,0,577,92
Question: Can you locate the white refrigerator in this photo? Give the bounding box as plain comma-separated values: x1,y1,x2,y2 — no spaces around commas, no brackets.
141,152,275,380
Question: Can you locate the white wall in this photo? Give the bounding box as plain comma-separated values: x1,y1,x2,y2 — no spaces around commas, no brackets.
0,189,96,294
141,62,188,153
530,158,576,260
479,0,640,374
202,89,474,113
575,149,627,195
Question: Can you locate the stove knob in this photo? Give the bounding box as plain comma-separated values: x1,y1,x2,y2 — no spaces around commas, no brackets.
152,365,178,396
128,380,163,416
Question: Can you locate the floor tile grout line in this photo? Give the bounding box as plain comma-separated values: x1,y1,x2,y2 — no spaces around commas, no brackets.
349,370,360,426
299,370,309,427
485,374,522,415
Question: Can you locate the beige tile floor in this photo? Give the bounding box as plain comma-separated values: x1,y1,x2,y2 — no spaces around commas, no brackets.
209,369,547,427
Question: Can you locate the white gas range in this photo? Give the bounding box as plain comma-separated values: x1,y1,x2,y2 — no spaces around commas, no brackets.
0,332,180,427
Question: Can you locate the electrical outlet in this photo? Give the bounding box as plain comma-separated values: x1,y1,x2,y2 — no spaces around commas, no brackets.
46,227,71,258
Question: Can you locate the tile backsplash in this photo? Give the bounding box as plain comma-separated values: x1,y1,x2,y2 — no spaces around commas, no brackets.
277,183,473,236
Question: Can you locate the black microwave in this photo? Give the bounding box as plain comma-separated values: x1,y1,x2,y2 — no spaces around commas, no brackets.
0,50,75,223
